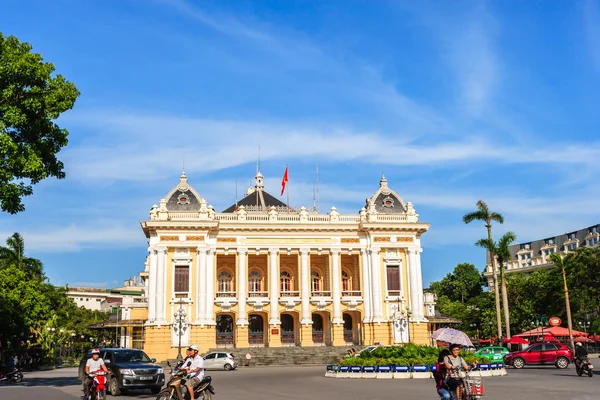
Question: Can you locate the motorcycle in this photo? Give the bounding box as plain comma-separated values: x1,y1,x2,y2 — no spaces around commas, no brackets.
0,367,24,383
576,357,594,378
86,370,108,400
448,367,484,400
156,361,215,400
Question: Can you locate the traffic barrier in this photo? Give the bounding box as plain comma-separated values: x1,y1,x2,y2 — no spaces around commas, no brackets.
411,364,430,379
349,366,362,379
376,365,393,379
362,366,377,379
392,365,411,379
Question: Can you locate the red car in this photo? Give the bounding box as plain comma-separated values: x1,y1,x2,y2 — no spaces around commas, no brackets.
504,342,574,369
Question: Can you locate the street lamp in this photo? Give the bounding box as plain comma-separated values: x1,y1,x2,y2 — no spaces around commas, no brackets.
579,321,591,334
174,301,188,361
533,314,549,343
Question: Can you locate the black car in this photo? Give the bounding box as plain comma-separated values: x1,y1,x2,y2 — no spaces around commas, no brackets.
78,348,165,396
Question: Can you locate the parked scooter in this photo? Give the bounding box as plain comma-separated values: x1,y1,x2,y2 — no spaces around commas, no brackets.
0,367,24,383
156,361,215,400
575,357,594,378
85,370,108,400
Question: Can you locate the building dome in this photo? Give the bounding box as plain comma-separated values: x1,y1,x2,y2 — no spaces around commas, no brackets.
365,174,407,214
162,172,206,211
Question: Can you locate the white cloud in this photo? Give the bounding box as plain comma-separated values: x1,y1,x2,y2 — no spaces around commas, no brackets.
0,224,144,253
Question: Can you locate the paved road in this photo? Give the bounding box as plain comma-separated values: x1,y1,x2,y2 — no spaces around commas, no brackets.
0,365,598,400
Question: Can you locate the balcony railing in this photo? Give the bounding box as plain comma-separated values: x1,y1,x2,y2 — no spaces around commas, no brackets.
387,290,402,297
248,291,268,298
342,290,362,297
280,290,300,297
311,290,331,297
216,291,236,298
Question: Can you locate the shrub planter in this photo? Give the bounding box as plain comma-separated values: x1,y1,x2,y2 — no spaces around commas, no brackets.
393,365,411,380
411,364,430,379
376,365,393,379
362,366,377,379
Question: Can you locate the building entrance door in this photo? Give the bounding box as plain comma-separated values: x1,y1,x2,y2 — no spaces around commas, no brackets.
312,313,324,344
216,314,234,347
343,313,354,344
248,314,265,346
281,314,295,345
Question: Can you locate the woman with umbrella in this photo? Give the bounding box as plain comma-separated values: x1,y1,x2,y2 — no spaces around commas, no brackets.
444,344,478,400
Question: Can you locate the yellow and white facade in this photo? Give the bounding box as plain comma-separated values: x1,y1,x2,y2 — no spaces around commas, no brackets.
136,171,435,361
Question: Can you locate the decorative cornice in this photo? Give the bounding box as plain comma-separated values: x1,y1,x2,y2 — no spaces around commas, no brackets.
187,236,205,241
374,237,391,243
340,238,360,244
396,237,413,242
217,237,237,243
161,236,179,241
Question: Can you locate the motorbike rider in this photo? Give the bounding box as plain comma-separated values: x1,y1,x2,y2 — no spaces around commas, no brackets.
83,348,109,399
575,342,589,369
444,344,477,400
184,345,205,400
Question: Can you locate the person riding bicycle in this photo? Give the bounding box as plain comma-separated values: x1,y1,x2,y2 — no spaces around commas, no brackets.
575,342,589,369
83,348,108,400
184,345,205,400
444,344,477,400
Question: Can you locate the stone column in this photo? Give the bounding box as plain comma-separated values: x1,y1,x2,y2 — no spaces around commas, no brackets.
369,247,383,323
331,249,343,324
360,249,371,323
407,248,419,320
300,248,313,346
300,248,311,324
205,249,215,325
268,248,281,325
414,247,425,321
195,247,207,324
237,248,248,326
155,247,167,323
148,247,157,323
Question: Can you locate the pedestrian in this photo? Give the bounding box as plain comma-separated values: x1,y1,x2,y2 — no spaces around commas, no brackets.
434,349,451,400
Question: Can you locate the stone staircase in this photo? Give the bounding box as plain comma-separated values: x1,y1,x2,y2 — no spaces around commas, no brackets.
205,346,364,367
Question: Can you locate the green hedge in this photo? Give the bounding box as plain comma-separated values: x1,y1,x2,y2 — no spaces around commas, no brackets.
339,344,491,366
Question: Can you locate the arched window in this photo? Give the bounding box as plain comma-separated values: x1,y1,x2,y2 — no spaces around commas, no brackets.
280,270,292,292
311,270,321,293
248,269,262,292
342,270,350,292
217,270,232,293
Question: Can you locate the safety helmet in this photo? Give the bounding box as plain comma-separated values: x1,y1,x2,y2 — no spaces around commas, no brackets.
576,342,582,347
92,348,100,354
188,344,199,352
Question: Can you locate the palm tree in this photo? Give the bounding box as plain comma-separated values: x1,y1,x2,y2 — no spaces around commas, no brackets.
464,200,504,341
0,232,43,279
549,252,575,350
495,231,516,338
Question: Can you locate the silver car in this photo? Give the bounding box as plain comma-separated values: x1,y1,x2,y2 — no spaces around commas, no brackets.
203,352,237,371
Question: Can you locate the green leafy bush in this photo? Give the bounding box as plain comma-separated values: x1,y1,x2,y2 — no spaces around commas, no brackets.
340,345,492,367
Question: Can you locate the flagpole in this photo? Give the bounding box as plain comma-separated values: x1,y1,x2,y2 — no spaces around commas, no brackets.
286,164,290,212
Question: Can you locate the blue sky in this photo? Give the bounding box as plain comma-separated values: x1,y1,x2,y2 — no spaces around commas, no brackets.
1,0,600,288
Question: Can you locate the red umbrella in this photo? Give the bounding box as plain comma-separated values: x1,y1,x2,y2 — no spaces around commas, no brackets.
575,337,593,343
515,326,588,338
505,337,529,345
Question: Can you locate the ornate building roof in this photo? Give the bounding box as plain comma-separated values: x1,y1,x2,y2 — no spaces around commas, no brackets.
222,170,288,213
365,175,408,214
161,172,206,212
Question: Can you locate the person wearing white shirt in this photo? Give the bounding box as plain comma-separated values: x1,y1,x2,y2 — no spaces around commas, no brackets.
184,345,204,400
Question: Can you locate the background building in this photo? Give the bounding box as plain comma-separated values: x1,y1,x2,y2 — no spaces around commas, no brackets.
119,170,436,361
484,224,600,287
66,277,145,311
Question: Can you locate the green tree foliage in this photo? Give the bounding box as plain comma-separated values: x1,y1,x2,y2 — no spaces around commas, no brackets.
0,32,79,214
0,232,43,279
0,233,107,358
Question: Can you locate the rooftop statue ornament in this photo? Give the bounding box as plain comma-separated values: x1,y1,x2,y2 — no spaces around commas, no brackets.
238,205,247,221
207,205,215,220
406,201,419,222
359,207,367,222
366,199,378,222
299,206,309,222
158,198,168,220
149,204,158,220
268,206,278,221
330,206,340,222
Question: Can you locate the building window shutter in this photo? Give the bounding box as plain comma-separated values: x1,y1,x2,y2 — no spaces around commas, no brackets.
175,266,189,293
386,265,400,295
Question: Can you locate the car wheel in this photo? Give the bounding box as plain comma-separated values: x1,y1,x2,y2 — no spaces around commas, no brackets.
512,357,525,369
109,377,121,396
223,363,233,371
555,357,569,369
